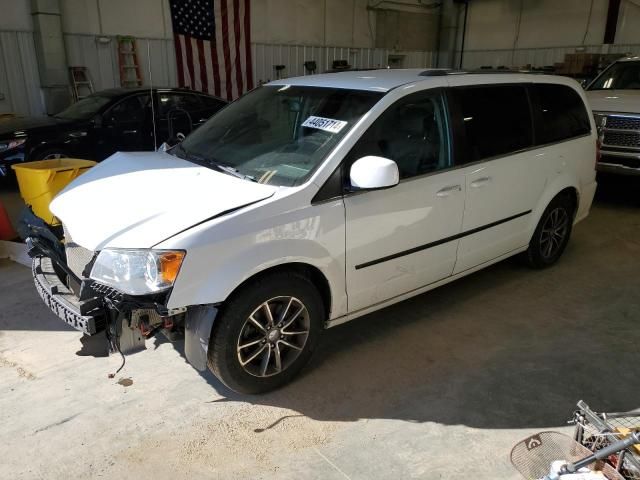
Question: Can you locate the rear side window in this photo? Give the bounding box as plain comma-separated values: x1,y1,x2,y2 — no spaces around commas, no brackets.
450,85,533,163
531,84,591,144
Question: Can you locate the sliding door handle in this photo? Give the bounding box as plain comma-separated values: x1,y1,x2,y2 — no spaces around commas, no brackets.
470,176,492,188
436,185,462,197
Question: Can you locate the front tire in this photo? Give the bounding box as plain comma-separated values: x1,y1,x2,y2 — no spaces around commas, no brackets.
207,271,325,394
525,195,574,268
33,148,69,161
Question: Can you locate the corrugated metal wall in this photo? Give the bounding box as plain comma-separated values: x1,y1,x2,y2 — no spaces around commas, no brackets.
460,44,640,70
2,28,639,117
64,34,178,92
251,43,436,84
0,31,44,116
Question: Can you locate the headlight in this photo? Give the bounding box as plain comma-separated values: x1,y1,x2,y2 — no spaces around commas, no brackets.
90,249,185,296
593,112,607,128
0,138,26,152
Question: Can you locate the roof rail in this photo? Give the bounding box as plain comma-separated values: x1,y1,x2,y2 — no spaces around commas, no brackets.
419,69,451,76
419,68,553,77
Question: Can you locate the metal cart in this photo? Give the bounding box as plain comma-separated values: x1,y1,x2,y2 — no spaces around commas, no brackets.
572,401,640,480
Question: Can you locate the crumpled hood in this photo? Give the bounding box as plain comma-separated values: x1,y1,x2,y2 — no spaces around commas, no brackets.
586,89,640,114
50,151,277,250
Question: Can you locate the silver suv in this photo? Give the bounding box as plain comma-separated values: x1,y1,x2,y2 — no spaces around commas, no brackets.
586,57,640,175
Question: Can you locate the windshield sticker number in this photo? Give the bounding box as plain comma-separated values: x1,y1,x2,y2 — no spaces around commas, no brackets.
302,116,348,134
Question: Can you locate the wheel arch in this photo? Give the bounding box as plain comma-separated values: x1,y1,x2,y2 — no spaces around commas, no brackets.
531,176,580,231
28,142,68,161
220,262,332,322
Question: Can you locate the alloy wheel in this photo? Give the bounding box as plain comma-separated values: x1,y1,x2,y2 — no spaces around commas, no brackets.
539,207,569,260
236,296,310,378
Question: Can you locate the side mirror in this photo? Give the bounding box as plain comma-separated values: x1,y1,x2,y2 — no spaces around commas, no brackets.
349,156,399,190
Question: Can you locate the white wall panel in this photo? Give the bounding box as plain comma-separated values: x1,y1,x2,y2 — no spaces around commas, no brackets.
251,43,435,85
0,31,44,116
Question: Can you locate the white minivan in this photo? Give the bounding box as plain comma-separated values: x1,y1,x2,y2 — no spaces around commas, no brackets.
25,69,597,393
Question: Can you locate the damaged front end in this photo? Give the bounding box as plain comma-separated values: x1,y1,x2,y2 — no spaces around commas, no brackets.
20,208,214,365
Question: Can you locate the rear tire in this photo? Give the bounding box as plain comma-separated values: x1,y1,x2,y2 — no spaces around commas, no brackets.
207,271,325,394
525,195,574,269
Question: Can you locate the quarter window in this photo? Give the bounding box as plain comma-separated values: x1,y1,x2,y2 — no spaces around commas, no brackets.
451,85,533,163
531,84,591,144
347,90,450,180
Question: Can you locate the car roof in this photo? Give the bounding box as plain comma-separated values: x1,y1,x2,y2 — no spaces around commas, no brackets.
617,56,640,63
267,68,577,92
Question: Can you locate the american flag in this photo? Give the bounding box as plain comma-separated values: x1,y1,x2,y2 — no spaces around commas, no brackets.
169,0,253,101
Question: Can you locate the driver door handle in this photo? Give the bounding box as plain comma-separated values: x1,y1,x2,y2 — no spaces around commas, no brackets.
436,185,462,197
470,176,492,188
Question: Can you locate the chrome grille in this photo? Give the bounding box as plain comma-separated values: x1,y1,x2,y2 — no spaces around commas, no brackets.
601,114,640,150
605,115,640,130
603,131,640,148
63,225,94,279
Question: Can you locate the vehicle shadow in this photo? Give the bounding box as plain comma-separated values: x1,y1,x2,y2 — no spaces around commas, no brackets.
168,211,639,431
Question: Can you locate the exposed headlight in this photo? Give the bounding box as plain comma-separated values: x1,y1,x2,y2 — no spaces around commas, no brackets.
90,249,185,296
0,138,26,152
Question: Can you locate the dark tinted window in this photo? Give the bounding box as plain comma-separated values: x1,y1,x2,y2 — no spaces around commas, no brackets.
158,93,203,117
588,61,640,90
451,85,532,162
108,94,150,123
200,96,226,111
347,90,450,180
532,84,590,144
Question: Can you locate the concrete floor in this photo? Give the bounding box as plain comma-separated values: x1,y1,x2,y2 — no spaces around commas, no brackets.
0,175,639,480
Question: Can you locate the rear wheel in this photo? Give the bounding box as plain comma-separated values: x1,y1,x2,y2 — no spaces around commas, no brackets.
525,195,574,268
207,271,324,394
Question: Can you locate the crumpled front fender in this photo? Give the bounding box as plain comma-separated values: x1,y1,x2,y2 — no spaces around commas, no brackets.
184,305,218,371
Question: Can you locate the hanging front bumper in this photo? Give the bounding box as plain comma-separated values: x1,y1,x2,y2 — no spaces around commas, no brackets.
32,255,107,335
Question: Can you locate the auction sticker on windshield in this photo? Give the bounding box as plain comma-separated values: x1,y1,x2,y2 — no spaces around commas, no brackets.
301,116,348,134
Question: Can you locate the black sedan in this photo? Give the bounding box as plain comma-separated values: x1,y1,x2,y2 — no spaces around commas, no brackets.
0,87,227,176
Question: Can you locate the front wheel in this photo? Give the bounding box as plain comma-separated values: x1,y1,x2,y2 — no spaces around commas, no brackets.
525,195,574,269
34,148,69,160
207,271,325,394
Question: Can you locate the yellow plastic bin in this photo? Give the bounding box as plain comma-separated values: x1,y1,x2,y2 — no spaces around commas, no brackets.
12,158,96,225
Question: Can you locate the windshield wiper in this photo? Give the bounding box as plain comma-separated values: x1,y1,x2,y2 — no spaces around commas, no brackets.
171,144,256,182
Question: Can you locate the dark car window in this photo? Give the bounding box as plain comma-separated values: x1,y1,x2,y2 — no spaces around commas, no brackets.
346,90,450,180
158,93,202,117
55,95,111,120
451,85,533,163
108,94,151,123
200,95,226,111
531,84,591,144
589,61,640,90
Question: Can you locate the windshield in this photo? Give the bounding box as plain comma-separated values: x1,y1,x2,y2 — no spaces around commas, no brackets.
589,61,640,90
55,95,111,120
175,85,383,186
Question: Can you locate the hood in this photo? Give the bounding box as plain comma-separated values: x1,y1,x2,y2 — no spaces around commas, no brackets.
585,89,640,114
0,115,74,138
50,151,277,250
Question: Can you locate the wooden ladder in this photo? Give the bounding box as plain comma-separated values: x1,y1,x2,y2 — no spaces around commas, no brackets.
69,66,94,101
117,36,143,87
